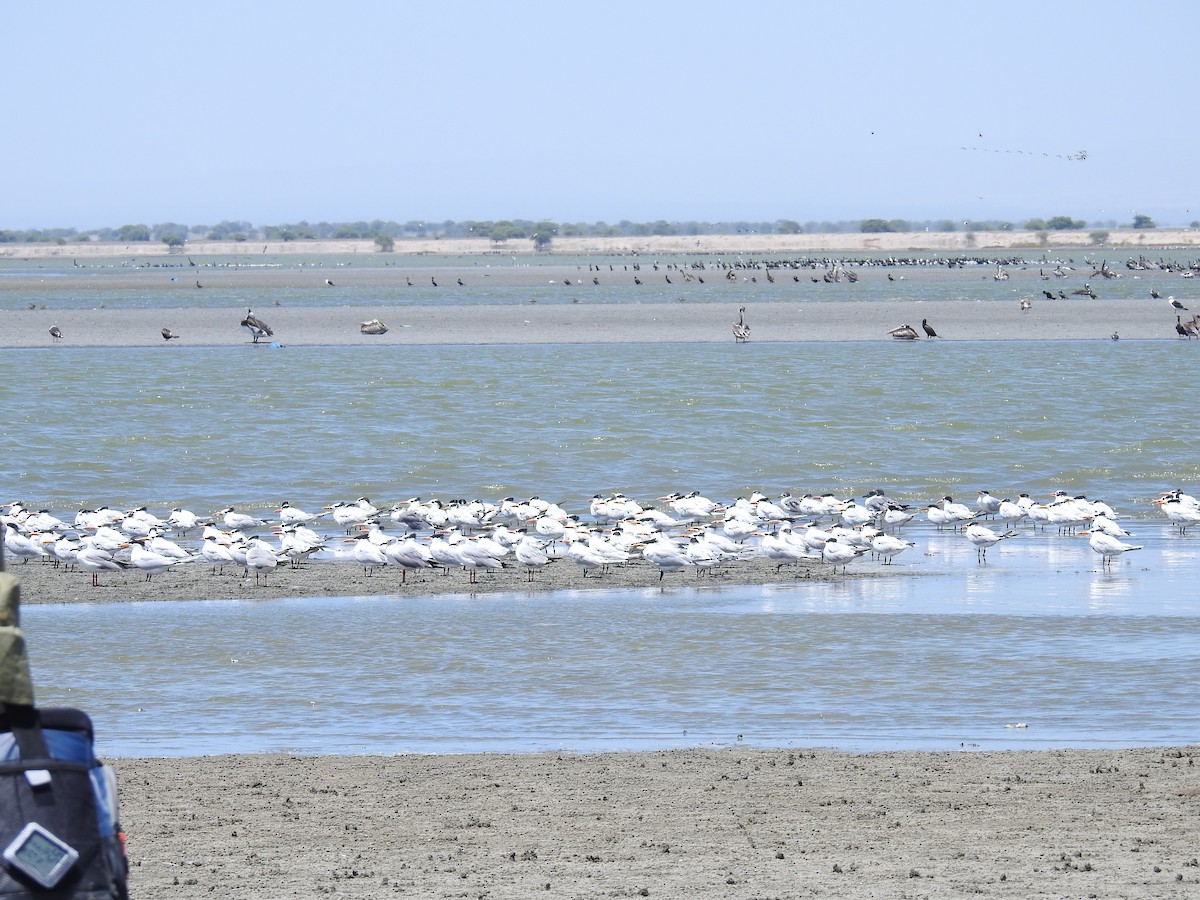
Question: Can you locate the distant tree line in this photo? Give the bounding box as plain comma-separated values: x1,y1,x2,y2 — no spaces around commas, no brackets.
0,213,1164,245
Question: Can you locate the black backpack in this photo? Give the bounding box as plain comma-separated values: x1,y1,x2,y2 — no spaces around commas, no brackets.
0,704,128,899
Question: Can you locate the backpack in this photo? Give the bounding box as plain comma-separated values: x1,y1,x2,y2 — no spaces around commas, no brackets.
0,704,128,899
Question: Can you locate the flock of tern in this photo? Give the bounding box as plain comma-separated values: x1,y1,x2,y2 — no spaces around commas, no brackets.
3,487,1198,589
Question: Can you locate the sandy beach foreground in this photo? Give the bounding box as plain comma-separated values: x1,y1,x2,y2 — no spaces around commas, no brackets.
112,745,1200,899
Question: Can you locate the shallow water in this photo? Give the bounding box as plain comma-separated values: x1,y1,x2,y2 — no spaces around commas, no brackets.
22,523,1200,757
4,340,1198,512
4,255,1199,757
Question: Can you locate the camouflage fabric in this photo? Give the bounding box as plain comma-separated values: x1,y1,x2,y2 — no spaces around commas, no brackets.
0,573,34,705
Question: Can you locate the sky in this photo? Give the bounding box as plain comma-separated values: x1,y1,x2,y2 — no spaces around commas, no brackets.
4,0,1195,231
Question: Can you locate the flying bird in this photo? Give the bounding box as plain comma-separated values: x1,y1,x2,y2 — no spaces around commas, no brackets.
241,308,274,343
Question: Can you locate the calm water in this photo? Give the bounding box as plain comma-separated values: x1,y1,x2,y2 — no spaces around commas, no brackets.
3,255,1199,757
18,566,1200,757
3,249,1199,310
4,341,1197,511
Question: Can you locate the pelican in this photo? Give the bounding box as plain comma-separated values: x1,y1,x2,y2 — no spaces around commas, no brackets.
921,318,939,338
49,325,63,342
732,306,750,343
161,327,180,340
359,319,388,335
888,323,920,340
241,308,274,343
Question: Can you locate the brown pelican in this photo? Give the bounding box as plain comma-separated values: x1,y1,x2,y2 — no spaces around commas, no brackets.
732,306,750,343
359,319,388,335
161,327,180,340
921,318,939,338
241,308,274,343
49,325,63,342
888,324,920,340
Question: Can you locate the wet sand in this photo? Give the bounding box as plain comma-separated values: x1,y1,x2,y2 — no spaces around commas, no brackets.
13,551,874,605
113,745,1200,899
0,296,1189,347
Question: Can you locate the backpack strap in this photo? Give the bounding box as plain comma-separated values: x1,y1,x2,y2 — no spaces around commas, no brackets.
2,702,49,760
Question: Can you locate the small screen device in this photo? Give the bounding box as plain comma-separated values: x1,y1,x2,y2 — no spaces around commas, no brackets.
3,822,79,888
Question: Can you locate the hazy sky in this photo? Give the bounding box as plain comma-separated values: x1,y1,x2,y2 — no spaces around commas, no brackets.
5,1,1194,230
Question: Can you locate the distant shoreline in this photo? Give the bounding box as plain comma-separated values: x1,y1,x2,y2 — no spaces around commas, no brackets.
3,228,1200,260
